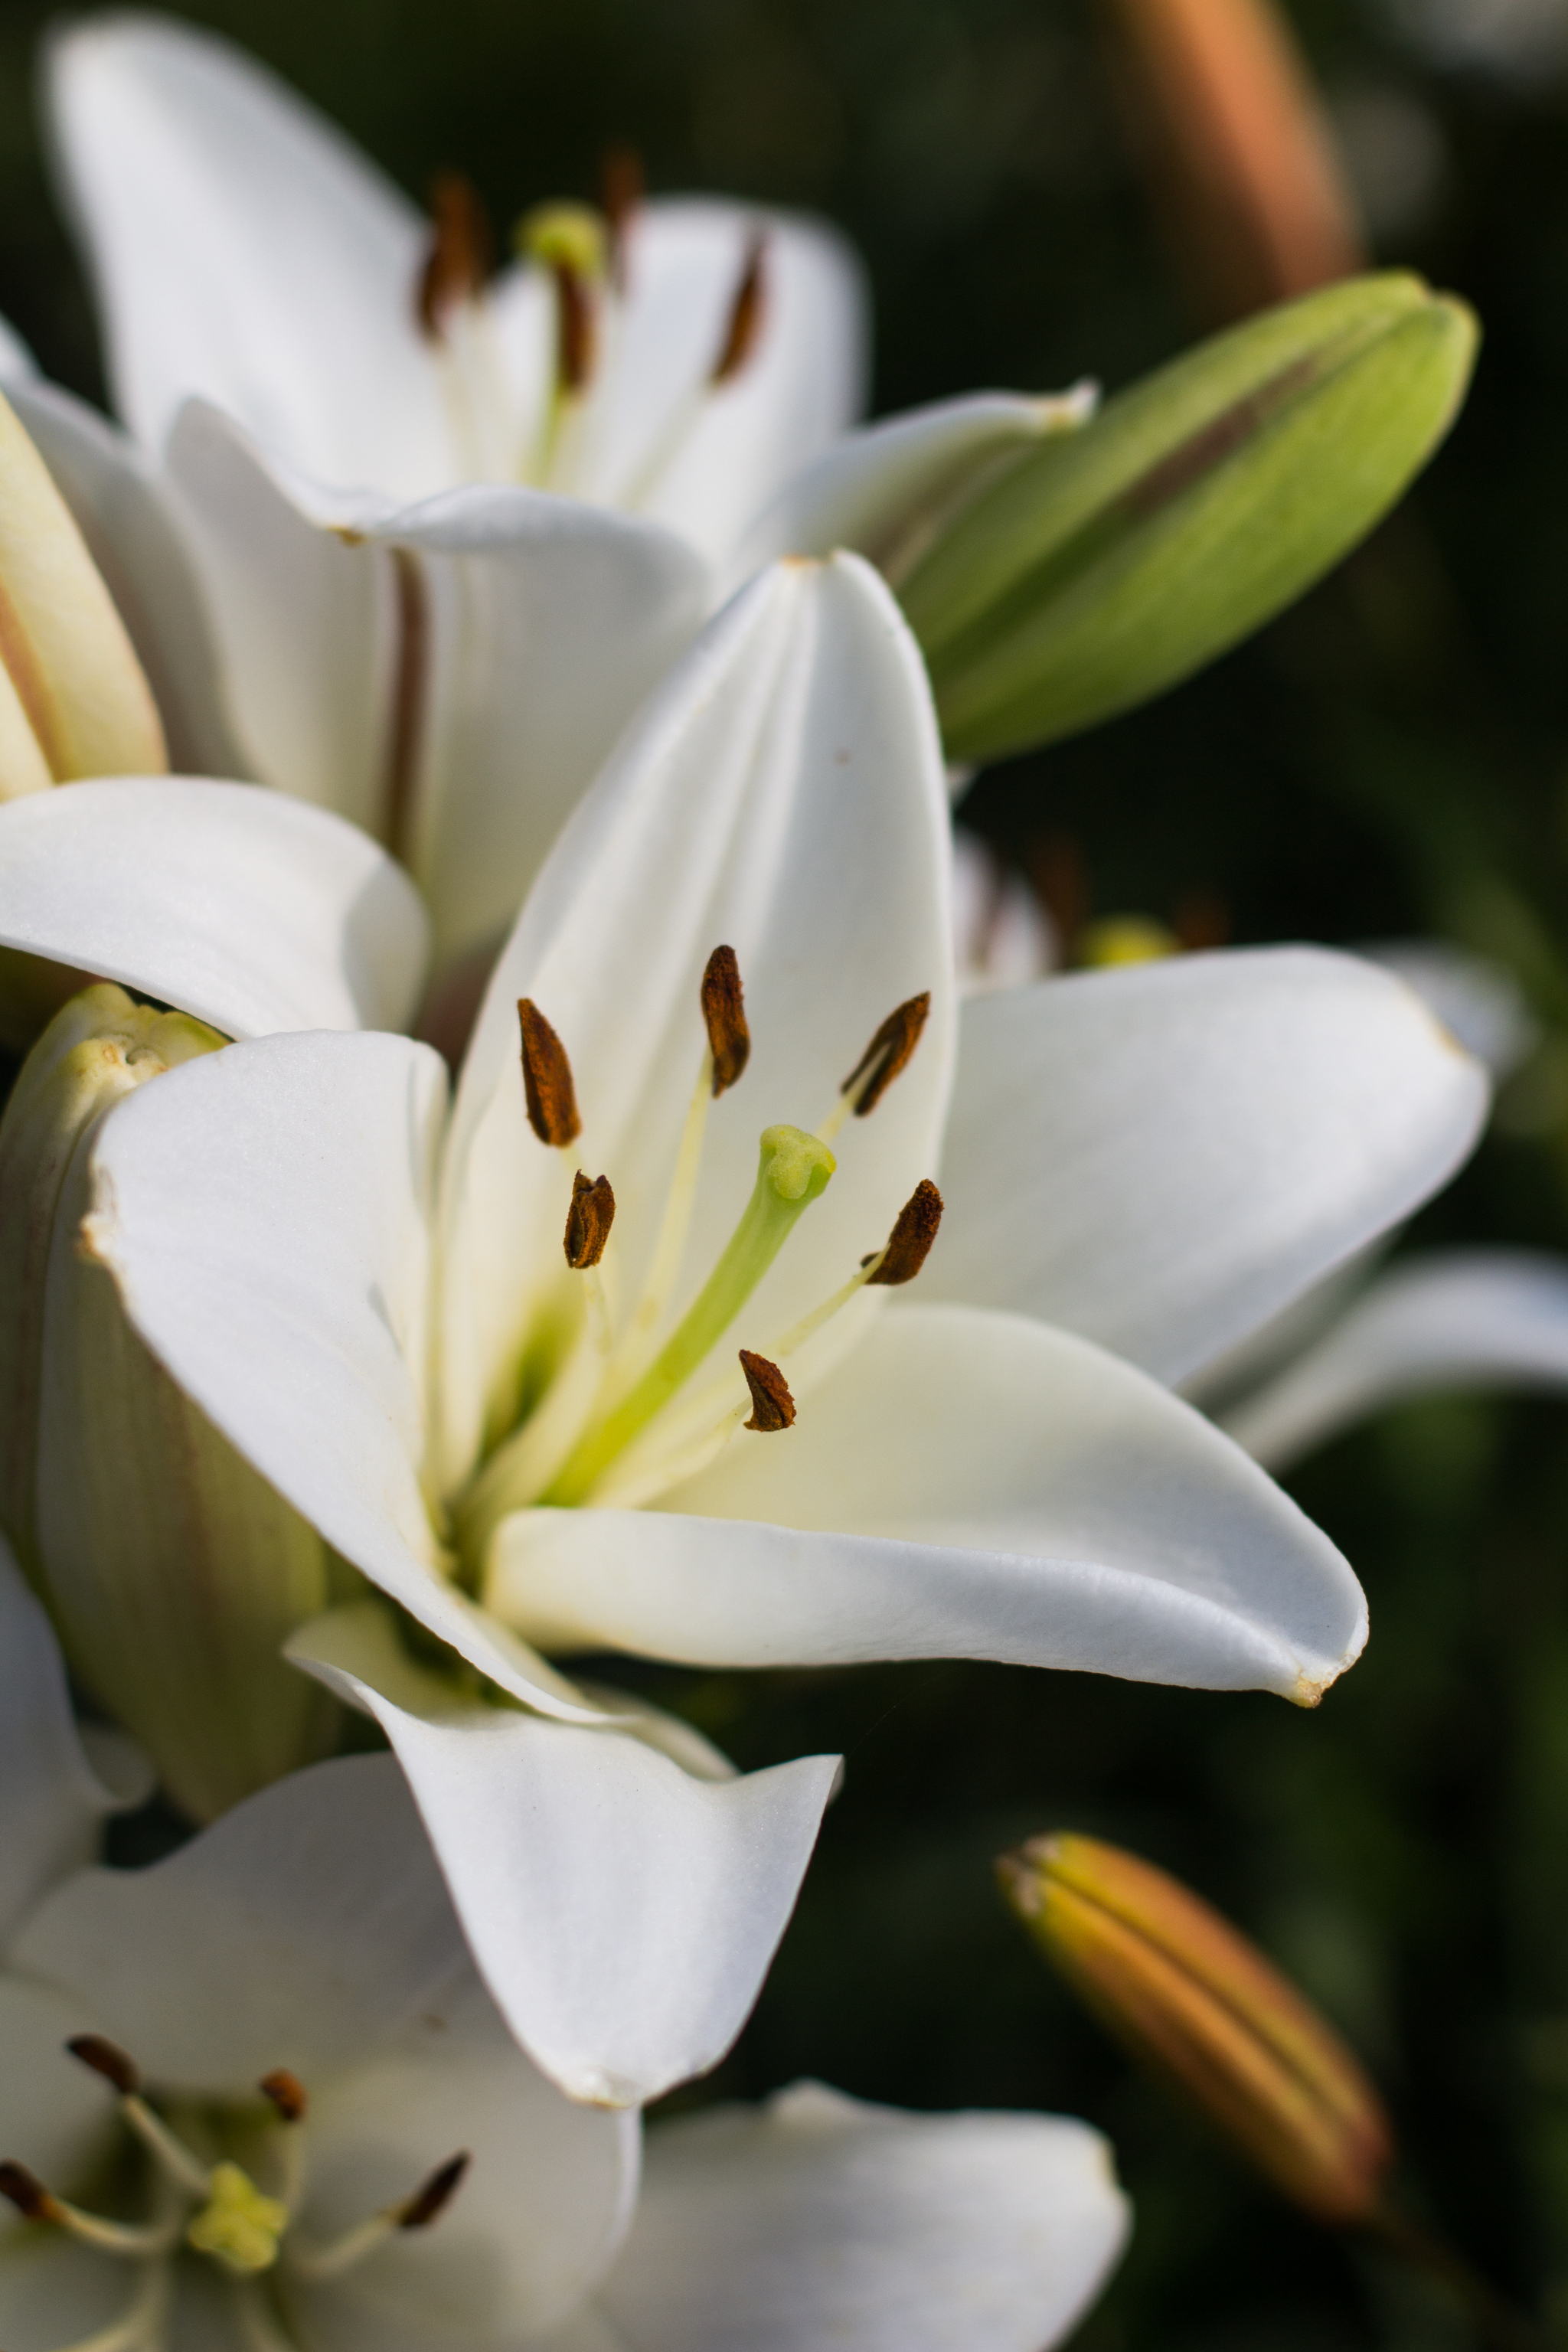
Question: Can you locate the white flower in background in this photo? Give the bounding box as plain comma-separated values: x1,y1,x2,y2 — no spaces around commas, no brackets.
0,1544,1129,2352
31,11,1090,971
6,554,1490,2105
1385,0,1568,83
950,828,1056,996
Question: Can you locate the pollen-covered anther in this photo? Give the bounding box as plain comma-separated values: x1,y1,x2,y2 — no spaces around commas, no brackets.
67,2033,141,2096
600,145,644,286
416,169,494,338
0,2160,62,2223
518,998,583,1147
864,1179,944,1286
841,991,932,1117
260,2069,309,2125
564,1171,616,1269
740,1349,796,1432
701,945,751,1095
397,2152,472,2232
710,234,769,385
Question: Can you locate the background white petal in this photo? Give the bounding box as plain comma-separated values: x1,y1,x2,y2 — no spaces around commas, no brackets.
927,948,1489,1386
494,1304,1367,1701
440,553,956,1489
591,2082,1129,2352
1222,1247,1568,1468
46,11,452,493
0,780,429,1038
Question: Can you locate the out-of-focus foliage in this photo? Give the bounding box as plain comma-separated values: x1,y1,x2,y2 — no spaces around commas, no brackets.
9,0,1568,2341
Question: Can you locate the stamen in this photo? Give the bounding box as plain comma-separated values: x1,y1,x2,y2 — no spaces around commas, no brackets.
519,204,607,397
518,999,582,1146
67,2034,139,2096
740,1350,795,1432
259,2070,308,2126
289,2152,469,2283
710,235,769,385
65,2035,213,2197
564,1171,616,1269
185,2162,287,2275
416,171,494,340
823,993,932,1138
864,1178,943,1285
701,945,750,1096
600,145,644,289
543,1123,835,1504
0,2161,180,2258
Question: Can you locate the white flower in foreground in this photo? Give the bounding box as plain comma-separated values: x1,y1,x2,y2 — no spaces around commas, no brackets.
35,10,1089,968
29,554,1488,2105
0,1546,1129,2352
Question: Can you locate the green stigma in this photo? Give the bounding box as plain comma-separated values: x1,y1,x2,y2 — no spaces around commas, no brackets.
185,2161,287,2275
516,201,607,282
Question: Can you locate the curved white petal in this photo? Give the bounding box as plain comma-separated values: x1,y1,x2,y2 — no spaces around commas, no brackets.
492,1304,1367,1703
589,200,867,567
1363,939,1537,1081
441,553,955,1488
0,307,37,380
295,1974,635,2348
83,1027,598,1715
0,1538,149,1951
1222,1248,1568,1469
11,1756,469,2092
928,949,1489,1386
594,2082,1128,2352
0,780,428,1038
727,386,1097,594
46,13,451,493
291,1612,839,2109
8,377,240,773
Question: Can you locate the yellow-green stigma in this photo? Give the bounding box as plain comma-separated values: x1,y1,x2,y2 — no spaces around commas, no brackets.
185,2161,288,2274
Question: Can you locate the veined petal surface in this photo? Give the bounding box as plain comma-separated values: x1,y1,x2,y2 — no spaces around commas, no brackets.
928,949,1488,1386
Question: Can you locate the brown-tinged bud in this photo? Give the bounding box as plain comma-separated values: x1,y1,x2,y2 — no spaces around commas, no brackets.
841,993,931,1117
416,170,494,338
739,1349,795,1432
865,1179,943,1286
701,945,750,1096
998,1831,1393,2226
0,2161,60,2222
397,2153,471,2230
710,236,768,385
260,2069,309,2124
67,2034,140,2096
518,999,582,1146
564,1171,615,1269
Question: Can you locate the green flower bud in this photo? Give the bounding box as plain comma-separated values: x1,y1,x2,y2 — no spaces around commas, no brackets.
0,985,341,1821
900,272,1478,763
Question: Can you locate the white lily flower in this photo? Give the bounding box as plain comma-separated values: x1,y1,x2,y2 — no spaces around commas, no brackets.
18,554,1485,2105
39,11,1092,968
0,1541,1129,2352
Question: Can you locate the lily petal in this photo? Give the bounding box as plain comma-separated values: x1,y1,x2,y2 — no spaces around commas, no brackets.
84,1027,600,1717
593,2082,1128,2352
11,1755,467,2090
726,387,1097,593
46,12,452,493
491,1304,1367,1703
442,552,956,1487
0,779,429,1038
928,949,1489,1386
1222,1248,1568,1469
0,1536,148,1951
290,1611,841,2109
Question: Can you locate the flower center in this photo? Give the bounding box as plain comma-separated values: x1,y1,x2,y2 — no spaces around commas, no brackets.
1,2037,467,2352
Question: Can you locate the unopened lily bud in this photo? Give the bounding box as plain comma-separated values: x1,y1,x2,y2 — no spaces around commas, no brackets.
998,1831,1393,2225
0,985,340,1821
0,389,165,797
902,273,1477,764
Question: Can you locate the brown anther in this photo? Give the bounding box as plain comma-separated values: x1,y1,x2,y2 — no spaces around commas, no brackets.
67,2034,141,2097
701,946,750,1096
260,2069,309,2125
600,145,645,286
841,992,931,1117
740,1350,795,1432
416,171,495,339
0,2161,62,2223
564,1171,616,1269
518,1000,582,1146
397,2152,471,2232
865,1178,943,1286
710,234,769,385
553,263,596,394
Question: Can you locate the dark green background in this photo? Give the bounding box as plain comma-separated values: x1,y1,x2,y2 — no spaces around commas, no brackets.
8,0,1568,2340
